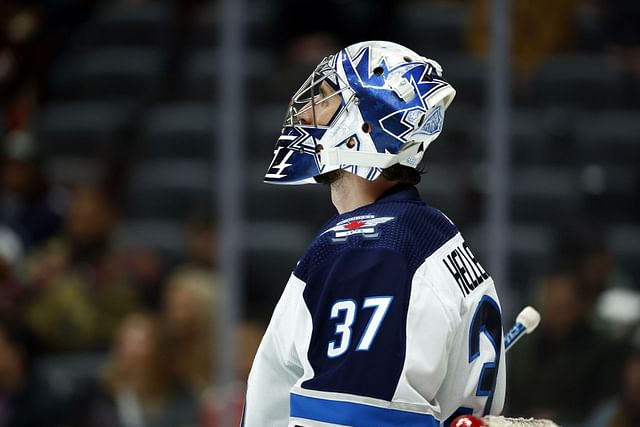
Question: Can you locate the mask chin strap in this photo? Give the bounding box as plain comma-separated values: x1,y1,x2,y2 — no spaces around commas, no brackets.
319,140,425,169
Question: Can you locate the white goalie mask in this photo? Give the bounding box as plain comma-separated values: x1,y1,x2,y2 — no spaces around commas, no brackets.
265,40,456,185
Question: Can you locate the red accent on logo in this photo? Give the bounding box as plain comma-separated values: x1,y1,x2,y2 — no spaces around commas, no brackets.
344,220,366,230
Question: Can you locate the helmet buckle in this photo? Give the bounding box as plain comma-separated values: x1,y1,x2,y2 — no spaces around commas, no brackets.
387,73,415,102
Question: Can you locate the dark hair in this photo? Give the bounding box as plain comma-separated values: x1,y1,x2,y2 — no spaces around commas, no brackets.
315,163,424,185
381,163,423,185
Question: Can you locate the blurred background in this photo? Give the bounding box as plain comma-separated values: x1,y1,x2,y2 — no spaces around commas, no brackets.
0,0,639,426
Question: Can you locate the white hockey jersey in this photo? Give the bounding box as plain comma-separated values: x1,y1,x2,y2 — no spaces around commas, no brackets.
244,185,506,426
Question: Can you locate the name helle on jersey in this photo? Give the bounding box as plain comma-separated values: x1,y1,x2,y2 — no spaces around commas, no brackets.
442,242,489,297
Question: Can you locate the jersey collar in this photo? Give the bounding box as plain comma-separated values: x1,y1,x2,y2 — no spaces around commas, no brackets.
375,184,422,204
329,184,422,223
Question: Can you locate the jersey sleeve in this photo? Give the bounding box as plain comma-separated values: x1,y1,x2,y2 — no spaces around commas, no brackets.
244,273,312,427
391,260,456,416
403,232,506,423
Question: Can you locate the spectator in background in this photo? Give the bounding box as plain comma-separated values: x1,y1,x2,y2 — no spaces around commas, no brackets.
66,312,198,427
0,1,46,125
235,317,267,386
558,229,631,296
507,269,625,425
22,183,140,352
162,267,219,398
465,0,577,89
118,213,219,312
184,213,218,271
0,131,61,250
586,337,640,427
120,244,167,310
0,227,24,317
0,317,64,427
0,0,94,109
200,316,265,427
552,227,635,334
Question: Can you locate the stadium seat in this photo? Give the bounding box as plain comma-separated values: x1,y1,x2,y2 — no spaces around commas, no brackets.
188,0,277,48
530,54,621,107
608,224,640,285
35,353,106,401
418,163,468,222
243,220,315,310
244,160,333,225
510,108,575,165
394,1,467,55
455,165,584,226
581,165,639,223
115,219,187,263
44,156,107,186
244,220,314,253
138,102,218,160
435,106,574,166
464,222,556,291
509,167,583,224
573,110,640,165
180,48,275,101
413,105,483,164
246,182,333,226
73,1,173,47
36,101,136,158
435,55,488,107
125,160,213,220
49,47,166,100
247,103,286,157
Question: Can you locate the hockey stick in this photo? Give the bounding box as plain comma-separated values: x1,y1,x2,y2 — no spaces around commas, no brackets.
503,306,541,352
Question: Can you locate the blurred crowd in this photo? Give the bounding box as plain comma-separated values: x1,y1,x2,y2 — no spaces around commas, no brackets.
0,129,265,426
507,231,640,427
0,2,265,425
1,0,639,427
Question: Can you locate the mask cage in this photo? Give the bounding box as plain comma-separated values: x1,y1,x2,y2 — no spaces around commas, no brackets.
283,56,355,129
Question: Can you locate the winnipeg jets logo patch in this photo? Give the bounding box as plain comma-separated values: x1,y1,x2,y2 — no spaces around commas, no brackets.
321,215,395,243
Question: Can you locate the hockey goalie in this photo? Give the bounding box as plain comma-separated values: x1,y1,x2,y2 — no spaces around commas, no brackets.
242,40,559,427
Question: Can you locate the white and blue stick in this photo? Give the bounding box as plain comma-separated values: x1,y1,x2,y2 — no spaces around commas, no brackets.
504,306,541,352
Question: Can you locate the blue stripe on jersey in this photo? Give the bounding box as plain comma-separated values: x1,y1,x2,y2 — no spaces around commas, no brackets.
290,393,439,427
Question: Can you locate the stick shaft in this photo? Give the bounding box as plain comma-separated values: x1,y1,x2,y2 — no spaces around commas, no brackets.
504,322,526,352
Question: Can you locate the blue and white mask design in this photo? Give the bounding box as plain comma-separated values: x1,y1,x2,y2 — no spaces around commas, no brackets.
265,41,456,185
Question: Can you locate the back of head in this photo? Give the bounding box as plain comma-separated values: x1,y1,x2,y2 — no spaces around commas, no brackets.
265,40,456,185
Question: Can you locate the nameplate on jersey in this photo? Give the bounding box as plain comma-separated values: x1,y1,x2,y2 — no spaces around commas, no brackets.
321,215,395,243
442,242,489,297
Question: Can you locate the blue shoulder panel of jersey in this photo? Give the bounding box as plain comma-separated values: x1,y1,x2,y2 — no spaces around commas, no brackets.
295,185,458,401
295,185,458,281
301,247,408,400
